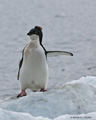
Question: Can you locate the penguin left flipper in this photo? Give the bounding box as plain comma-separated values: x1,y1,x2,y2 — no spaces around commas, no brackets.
46,51,73,57
40,44,73,57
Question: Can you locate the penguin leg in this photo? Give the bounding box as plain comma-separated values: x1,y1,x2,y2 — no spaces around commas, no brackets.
17,90,27,98
40,88,47,92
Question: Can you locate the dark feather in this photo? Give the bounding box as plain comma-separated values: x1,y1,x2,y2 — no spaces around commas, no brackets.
17,45,27,80
40,43,47,57
17,57,23,80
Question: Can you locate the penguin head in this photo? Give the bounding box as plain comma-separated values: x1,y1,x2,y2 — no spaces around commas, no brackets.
27,26,43,43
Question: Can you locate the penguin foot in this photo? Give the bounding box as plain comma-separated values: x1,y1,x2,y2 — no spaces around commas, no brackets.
17,90,27,98
40,88,47,92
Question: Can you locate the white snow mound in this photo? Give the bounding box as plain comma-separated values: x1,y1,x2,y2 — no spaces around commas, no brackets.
0,76,96,120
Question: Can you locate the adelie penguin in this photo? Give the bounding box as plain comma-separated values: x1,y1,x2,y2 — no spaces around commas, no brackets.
17,26,73,98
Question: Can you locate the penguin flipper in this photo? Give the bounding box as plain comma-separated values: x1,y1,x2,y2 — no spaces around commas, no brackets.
17,57,23,80
46,51,73,57
17,45,27,80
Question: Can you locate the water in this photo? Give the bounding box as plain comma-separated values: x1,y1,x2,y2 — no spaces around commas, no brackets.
0,0,96,99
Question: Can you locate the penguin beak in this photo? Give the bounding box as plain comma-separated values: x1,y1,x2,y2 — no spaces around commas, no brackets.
27,32,30,36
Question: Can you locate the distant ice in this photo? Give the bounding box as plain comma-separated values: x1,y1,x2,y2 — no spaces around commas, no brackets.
55,13,66,18
0,76,96,120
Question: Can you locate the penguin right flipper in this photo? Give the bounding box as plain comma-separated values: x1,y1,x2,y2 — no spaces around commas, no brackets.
17,45,28,80
17,57,23,80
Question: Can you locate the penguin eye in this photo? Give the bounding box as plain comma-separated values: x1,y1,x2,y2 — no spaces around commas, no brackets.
35,31,38,34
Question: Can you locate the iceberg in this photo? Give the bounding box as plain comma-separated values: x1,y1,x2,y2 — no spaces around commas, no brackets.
0,76,96,120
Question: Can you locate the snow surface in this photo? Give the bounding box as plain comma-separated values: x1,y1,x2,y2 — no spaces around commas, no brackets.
0,76,96,120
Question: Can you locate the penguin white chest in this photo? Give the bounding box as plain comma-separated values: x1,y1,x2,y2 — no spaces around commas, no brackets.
19,42,48,91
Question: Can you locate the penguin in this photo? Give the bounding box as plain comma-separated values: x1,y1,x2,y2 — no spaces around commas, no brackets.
17,26,73,98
